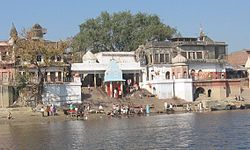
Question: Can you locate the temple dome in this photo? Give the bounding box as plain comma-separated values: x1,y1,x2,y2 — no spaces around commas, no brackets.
82,51,97,63
172,52,187,64
30,23,47,39
32,24,42,29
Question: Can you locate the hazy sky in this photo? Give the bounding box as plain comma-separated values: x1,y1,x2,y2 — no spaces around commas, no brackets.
0,0,249,53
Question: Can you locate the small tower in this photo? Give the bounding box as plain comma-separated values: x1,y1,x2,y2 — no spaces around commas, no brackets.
9,23,18,42
10,23,17,38
30,24,47,40
199,24,205,41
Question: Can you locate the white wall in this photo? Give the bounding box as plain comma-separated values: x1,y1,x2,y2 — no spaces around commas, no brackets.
150,79,193,101
152,80,174,99
42,82,82,106
174,79,193,102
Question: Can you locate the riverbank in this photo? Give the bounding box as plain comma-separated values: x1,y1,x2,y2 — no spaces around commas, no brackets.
0,102,247,125
1,98,250,125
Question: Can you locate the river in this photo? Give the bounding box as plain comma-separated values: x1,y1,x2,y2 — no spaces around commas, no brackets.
1,110,250,149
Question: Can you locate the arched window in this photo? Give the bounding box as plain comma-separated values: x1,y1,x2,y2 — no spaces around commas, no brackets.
183,71,187,78
208,89,212,97
165,71,170,79
198,70,202,79
221,73,225,79
191,69,195,76
190,69,195,79
172,72,175,79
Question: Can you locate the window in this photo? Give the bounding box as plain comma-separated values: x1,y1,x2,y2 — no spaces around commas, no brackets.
165,54,170,63
165,71,170,79
198,70,202,78
56,56,61,62
197,52,202,59
160,54,164,63
2,52,7,61
191,69,195,78
37,55,42,62
50,72,55,82
154,54,159,64
172,72,175,79
183,71,187,78
208,89,212,97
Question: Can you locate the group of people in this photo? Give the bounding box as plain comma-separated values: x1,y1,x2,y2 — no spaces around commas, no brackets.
235,95,244,101
108,103,146,116
40,104,56,117
68,103,90,119
164,102,174,112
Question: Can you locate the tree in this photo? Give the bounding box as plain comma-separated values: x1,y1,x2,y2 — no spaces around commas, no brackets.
72,11,177,53
14,25,68,105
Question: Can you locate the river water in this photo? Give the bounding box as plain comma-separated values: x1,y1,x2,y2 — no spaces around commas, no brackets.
1,110,250,150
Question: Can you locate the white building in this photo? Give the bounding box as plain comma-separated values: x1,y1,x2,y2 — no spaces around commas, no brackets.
71,51,142,98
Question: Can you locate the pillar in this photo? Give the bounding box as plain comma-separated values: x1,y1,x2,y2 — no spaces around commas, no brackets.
60,71,63,82
55,72,58,82
110,82,113,97
139,71,142,82
105,83,108,93
134,73,136,85
41,57,44,64
47,72,51,82
120,82,123,97
94,74,97,88
0,52,2,61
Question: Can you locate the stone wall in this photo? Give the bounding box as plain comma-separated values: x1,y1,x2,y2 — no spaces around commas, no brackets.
0,85,15,108
194,79,241,101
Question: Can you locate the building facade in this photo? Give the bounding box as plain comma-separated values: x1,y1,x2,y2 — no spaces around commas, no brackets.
135,31,243,101
71,51,142,98
0,24,18,107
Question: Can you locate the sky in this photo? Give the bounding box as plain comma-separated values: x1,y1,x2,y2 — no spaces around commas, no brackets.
0,0,250,53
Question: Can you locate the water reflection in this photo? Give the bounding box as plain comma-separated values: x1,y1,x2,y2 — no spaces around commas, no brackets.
1,110,250,149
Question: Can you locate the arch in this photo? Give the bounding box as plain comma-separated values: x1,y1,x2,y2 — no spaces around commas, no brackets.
165,71,170,79
183,71,187,78
190,69,195,77
172,72,175,79
208,89,212,97
221,73,225,79
194,87,205,100
198,70,202,79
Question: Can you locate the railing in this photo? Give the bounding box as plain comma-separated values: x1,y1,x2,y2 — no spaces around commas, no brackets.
191,72,226,81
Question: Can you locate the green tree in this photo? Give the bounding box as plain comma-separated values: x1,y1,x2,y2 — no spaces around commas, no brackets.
72,11,177,53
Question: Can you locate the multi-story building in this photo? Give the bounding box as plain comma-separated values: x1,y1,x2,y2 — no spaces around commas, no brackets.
0,24,18,107
136,31,243,101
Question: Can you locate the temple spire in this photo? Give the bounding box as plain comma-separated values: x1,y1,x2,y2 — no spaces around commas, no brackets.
10,23,18,39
